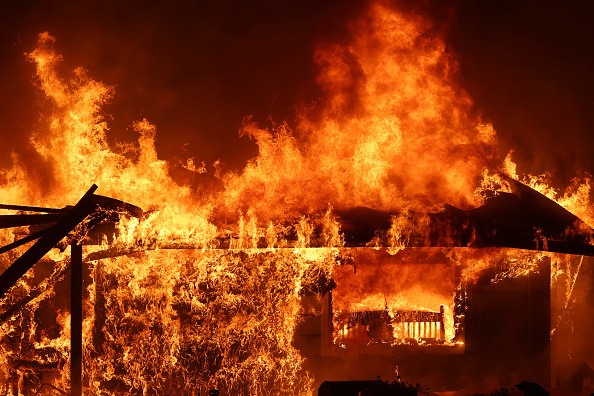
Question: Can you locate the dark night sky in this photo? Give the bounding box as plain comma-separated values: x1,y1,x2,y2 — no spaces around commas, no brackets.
1,0,593,191
449,1,594,189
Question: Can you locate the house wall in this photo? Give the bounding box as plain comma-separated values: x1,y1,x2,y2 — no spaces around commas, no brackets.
295,248,554,394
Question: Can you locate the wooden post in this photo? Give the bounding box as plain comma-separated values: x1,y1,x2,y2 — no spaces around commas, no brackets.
439,305,445,340
321,292,334,356
71,242,83,396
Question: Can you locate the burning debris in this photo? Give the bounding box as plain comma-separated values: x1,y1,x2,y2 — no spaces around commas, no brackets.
0,1,593,396
318,378,428,396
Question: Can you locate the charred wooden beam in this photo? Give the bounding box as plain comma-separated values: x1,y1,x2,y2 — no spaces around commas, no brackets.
544,241,594,256
71,242,83,396
0,213,64,229
92,195,143,218
0,185,98,299
0,190,144,325
0,203,68,214
0,185,144,396
321,292,333,356
0,227,52,254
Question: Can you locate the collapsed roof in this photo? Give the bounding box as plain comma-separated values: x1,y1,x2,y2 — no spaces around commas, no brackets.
336,177,594,255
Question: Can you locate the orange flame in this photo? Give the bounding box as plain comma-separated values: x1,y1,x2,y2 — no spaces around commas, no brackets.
218,1,499,224
0,1,593,394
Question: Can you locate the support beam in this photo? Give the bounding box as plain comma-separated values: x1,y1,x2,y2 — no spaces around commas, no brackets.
0,213,63,229
0,184,98,299
71,242,83,396
0,227,52,254
321,292,334,356
0,203,67,214
439,305,445,340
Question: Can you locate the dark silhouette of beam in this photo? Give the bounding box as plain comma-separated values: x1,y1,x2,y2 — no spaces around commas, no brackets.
0,227,52,254
0,203,68,214
0,213,63,229
0,185,98,299
71,242,83,396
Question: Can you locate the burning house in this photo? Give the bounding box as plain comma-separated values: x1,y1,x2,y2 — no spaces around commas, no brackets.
2,170,593,395
1,1,594,396
294,177,594,392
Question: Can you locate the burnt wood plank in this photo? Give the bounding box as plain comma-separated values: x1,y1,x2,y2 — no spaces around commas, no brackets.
0,204,68,214
71,242,83,396
0,185,98,299
0,227,52,254
0,214,64,229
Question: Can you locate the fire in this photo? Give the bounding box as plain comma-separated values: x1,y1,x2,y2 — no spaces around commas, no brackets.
84,249,333,394
0,1,593,395
220,1,499,223
3,33,217,252
331,248,457,343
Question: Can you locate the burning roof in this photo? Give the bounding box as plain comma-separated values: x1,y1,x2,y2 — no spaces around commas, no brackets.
0,1,593,395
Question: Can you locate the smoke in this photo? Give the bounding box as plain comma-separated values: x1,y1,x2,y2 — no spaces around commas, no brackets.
447,0,594,189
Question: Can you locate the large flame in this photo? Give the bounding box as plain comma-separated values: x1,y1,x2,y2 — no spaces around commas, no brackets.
0,1,593,395
220,2,498,223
